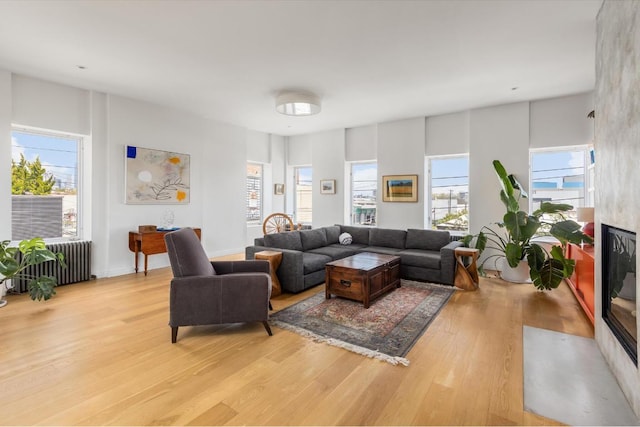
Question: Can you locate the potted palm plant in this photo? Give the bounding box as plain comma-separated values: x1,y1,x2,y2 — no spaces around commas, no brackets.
0,237,66,307
463,160,593,290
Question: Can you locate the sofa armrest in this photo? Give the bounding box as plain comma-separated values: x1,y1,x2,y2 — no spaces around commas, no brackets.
245,245,305,293
440,240,464,285
211,260,269,275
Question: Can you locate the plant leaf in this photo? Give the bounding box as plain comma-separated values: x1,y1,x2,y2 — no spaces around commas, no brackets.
533,258,566,290
28,276,58,301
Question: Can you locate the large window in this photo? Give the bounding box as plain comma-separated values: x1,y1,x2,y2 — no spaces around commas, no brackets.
246,163,262,223
294,167,312,224
530,147,589,220
350,162,377,226
11,128,81,240
428,155,469,233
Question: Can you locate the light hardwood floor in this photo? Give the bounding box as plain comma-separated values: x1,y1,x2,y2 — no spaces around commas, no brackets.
0,254,594,426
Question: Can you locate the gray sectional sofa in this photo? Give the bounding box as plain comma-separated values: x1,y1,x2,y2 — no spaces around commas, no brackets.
245,225,463,293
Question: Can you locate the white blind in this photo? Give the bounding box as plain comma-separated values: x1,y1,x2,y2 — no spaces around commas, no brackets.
346,124,377,161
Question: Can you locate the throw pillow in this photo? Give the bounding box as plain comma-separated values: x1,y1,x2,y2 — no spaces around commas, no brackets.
339,232,353,245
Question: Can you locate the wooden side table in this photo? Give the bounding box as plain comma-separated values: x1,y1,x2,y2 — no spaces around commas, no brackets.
454,247,480,291
128,228,201,276
254,250,282,297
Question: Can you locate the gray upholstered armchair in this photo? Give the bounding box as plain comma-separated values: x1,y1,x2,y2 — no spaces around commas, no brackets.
164,228,272,343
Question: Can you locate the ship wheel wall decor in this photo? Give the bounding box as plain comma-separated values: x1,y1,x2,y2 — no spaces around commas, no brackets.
263,213,295,235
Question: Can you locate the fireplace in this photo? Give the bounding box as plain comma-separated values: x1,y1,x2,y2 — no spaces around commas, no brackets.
601,224,637,366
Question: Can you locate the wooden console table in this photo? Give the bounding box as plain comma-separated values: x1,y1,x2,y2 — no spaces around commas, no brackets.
566,243,595,324
128,228,201,275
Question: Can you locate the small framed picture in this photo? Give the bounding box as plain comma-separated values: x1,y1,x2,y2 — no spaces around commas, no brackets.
274,183,285,195
382,175,418,202
320,179,336,194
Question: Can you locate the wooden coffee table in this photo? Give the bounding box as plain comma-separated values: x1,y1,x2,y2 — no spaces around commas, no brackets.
325,252,401,308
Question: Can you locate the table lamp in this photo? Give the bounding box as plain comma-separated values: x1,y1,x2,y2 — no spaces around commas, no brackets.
576,207,595,239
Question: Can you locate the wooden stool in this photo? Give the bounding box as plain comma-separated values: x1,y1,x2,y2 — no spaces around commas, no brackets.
454,247,480,291
254,250,283,297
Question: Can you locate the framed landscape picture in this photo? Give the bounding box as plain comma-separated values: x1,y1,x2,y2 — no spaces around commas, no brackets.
382,175,418,202
125,145,190,204
320,179,336,194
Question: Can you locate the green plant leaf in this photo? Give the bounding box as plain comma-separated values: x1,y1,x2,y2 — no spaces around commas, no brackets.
533,258,566,290
28,276,58,301
505,242,523,267
0,257,20,277
508,174,528,199
550,220,593,245
533,202,574,216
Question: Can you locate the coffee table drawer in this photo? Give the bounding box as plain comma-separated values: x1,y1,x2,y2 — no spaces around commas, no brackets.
326,268,363,298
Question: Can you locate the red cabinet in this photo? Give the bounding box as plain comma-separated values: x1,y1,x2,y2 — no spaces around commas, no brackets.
566,243,595,324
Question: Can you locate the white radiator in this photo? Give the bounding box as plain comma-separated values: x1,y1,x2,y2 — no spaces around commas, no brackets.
12,241,92,293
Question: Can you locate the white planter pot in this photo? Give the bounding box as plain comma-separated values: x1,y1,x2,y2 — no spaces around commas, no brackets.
499,258,532,283
0,282,7,308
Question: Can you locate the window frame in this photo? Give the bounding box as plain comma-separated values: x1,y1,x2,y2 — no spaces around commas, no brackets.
529,145,590,218
246,162,263,224
10,125,83,241
349,161,377,226
293,166,312,225
427,154,470,234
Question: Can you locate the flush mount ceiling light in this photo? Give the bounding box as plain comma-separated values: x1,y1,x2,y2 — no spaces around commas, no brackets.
275,90,321,116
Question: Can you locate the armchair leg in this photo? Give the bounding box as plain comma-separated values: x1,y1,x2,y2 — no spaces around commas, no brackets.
262,321,273,336
171,326,178,343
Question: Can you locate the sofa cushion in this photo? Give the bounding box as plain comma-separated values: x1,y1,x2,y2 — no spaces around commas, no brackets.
400,249,441,269
264,231,303,251
369,228,407,249
328,243,368,251
324,225,341,244
300,229,328,251
307,246,359,260
362,246,404,256
339,225,370,245
301,252,332,274
405,229,450,251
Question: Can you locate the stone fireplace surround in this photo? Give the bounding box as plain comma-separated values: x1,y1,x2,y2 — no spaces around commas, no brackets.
595,0,640,418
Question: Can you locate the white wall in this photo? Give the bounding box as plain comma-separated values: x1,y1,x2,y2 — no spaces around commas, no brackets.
201,121,248,257
270,134,286,213
1,70,595,279
310,129,346,227
0,70,11,239
469,102,530,234
88,92,108,276
468,102,530,269
1,73,274,277
105,95,208,276
377,117,426,229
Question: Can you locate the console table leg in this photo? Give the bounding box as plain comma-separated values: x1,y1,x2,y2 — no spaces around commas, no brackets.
144,254,149,276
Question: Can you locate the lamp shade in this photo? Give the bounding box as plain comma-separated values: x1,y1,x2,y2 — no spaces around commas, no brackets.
576,207,595,223
275,91,321,116
576,207,595,239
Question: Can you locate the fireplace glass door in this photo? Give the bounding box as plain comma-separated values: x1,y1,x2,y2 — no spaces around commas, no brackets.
602,224,637,365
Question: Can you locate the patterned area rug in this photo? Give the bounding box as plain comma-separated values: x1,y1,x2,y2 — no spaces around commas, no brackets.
271,280,455,365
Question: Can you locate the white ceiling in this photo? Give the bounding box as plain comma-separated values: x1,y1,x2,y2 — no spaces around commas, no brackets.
0,0,602,136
